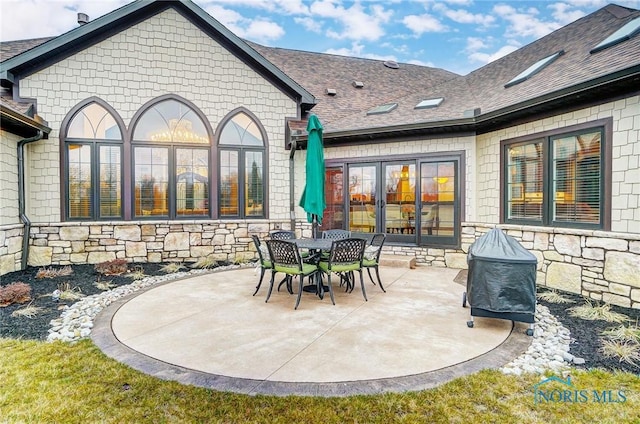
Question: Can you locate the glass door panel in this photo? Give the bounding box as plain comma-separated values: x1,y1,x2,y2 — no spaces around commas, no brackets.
419,160,458,245
323,167,345,230
347,165,377,233
383,163,416,242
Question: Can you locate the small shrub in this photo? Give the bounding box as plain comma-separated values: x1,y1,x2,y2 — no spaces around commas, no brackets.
233,256,247,265
36,266,73,279
95,259,128,275
11,303,44,318
601,339,640,367
161,263,185,274
0,282,32,307
601,325,640,344
93,278,116,291
191,256,218,269
57,282,84,301
568,300,629,323
126,266,147,280
537,290,574,304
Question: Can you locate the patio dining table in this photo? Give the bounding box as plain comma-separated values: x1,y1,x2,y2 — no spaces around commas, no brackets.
292,238,333,297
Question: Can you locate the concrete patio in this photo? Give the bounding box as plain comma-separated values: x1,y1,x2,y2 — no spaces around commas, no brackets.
91,264,531,397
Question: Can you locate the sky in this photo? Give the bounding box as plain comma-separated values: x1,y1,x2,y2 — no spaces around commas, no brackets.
1,0,639,75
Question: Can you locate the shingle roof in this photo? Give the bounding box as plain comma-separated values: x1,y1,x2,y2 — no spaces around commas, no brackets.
246,42,460,126
326,4,640,134
0,37,53,62
1,3,638,138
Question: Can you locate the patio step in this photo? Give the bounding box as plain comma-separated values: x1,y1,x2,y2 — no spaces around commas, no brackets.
379,254,416,269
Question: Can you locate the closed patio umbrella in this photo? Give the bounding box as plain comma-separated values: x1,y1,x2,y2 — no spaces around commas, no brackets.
299,114,326,239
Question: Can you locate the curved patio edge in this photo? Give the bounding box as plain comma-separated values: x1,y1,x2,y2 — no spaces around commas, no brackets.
91,270,531,397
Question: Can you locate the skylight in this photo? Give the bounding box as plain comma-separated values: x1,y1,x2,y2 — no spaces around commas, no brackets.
504,51,564,88
367,103,398,115
591,16,640,53
415,98,444,109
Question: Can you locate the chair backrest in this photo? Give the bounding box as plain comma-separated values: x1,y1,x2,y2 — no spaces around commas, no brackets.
270,230,296,240
322,229,351,240
326,238,366,267
251,234,271,265
266,239,303,272
365,233,386,261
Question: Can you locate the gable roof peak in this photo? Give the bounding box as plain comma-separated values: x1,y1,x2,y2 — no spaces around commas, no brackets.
603,3,637,19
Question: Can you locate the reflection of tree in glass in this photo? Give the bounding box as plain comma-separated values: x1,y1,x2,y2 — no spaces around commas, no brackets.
140,176,155,211
247,161,263,208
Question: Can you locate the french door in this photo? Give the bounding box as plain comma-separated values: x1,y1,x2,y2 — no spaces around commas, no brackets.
328,156,461,246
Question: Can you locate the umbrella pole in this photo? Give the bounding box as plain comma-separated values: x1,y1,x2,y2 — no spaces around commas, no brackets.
312,215,318,239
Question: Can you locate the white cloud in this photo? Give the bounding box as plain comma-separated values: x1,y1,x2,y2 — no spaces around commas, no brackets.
465,36,489,52
402,14,447,36
210,0,309,15
294,17,323,33
310,0,392,41
493,4,561,38
468,43,520,64
0,0,128,41
205,4,284,43
548,3,588,25
432,4,496,27
324,41,393,61
406,58,435,67
243,19,285,41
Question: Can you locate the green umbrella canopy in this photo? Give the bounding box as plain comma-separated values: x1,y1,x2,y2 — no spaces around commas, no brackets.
299,115,326,226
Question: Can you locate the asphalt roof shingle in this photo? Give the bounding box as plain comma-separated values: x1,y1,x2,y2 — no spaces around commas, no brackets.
1,4,638,136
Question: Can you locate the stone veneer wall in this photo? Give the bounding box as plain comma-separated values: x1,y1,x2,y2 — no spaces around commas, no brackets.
3,220,639,311
0,224,24,276
385,223,640,310
23,221,297,269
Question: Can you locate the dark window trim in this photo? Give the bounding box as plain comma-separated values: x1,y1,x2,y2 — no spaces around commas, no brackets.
129,95,215,220
60,97,127,221
500,118,612,230
326,151,465,248
216,108,269,219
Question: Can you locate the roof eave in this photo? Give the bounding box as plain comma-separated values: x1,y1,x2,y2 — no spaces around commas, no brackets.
0,0,316,107
476,64,640,131
1,104,51,137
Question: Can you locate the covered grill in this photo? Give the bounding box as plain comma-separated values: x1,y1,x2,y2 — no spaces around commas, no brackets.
464,228,537,336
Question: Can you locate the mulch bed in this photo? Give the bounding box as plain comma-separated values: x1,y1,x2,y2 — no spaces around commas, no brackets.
2,264,640,375
0,263,169,340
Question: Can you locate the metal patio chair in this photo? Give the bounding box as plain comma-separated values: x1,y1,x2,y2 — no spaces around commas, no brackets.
269,230,296,240
362,233,386,292
265,239,319,310
251,234,273,296
318,238,367,303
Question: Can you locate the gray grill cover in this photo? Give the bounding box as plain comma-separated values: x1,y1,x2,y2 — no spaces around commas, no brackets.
467,228,537,314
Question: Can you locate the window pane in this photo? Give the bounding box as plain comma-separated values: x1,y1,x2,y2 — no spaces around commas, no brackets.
324,168,344,230
99,145,121,218
134,147,169,217
134,99,208,143
506,142,543,220
219,113,263,146
245,151,263,216
220,150,239,216
68,103,121,140
68,144,92,218
176,149,209,217
553,131,601,223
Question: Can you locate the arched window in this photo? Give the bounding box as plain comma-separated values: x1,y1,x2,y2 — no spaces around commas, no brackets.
132,98,210,218
218,111,266,218
64,101,123,219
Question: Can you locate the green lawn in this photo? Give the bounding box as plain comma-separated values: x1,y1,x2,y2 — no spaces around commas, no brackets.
1,338,639,423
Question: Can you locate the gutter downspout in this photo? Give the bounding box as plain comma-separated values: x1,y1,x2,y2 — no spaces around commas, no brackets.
289,139,297,232
17,131,44,270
